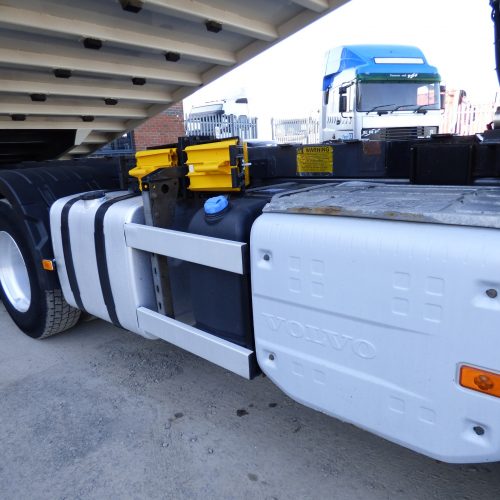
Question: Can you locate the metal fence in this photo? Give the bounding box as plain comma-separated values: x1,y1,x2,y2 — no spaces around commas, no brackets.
184,115,258,140
441,102,498,135
271,102,499,144
271,117,319,144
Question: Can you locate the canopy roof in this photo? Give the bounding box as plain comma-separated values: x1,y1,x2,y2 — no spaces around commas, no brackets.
0,0,349,162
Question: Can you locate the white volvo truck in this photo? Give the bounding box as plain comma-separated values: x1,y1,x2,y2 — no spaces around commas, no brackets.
0,0,500,464
320,44,442,141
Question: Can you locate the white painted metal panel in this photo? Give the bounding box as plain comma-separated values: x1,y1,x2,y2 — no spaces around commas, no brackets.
124,222,246,274
264,182,500,229
137,306,254,379
251,212,500,463
104,197,158,336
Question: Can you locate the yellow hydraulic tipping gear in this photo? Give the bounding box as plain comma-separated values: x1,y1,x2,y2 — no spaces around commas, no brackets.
129,147,178,190
129,139,249,192
185,138,250,192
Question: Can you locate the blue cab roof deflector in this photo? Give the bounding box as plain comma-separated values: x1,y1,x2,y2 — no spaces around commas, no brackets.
322,44,440,91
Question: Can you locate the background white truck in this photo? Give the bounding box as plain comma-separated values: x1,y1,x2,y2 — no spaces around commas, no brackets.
0,0,500,465
320,44,442,141
185,97,257,139
188,98,250,121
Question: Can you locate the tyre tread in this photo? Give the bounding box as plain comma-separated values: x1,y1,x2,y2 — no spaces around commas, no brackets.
39,289,81,339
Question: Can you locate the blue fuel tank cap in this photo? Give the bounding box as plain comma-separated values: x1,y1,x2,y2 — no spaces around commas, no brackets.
204,195,229,215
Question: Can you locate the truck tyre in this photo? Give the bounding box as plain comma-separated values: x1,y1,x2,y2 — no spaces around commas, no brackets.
0,202,80,338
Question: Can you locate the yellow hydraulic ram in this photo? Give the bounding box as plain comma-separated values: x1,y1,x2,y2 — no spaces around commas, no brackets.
185,138,250,192
129,147,178,190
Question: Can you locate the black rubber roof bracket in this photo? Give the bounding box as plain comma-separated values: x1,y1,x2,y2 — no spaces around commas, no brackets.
54,69,72,78
165,52,181,62
132,77,146,85
120,0,143,13
205,20,222,33
30,94,47,102
83,37,103,50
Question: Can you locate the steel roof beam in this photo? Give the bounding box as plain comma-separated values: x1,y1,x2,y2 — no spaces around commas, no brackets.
84,132,112,144
0,102,148,119
144,0,278,41
0,118,126,132
0,5,235,66
288,0,329,13
70,145,93,155
0,74,173,103
0,46,201,86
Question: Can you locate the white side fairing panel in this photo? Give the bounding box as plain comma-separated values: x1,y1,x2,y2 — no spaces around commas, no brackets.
251,212,500,463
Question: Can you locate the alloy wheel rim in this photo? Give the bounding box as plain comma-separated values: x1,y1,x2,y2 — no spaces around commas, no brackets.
0,231,31,312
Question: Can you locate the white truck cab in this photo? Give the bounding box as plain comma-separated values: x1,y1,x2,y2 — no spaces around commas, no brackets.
320,45,442,141
186,98,251,138
189,98,249,120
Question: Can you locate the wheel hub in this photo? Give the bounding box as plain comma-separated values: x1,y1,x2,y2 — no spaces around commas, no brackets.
0,231,31,312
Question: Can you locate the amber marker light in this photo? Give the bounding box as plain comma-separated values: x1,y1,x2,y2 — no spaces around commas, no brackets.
460,365,500,398
42,259,55,271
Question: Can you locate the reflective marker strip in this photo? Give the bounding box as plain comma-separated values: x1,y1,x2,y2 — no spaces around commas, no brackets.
42,259,55,271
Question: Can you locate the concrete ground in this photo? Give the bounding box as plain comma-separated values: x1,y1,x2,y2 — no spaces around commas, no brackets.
1,304,500,500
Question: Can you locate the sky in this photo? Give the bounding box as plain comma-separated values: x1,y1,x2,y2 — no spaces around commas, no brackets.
183,0,499,136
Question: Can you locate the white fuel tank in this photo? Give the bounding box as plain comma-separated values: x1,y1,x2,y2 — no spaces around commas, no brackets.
50,191,157,338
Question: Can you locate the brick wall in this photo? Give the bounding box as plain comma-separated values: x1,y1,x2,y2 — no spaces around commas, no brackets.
133,102,185,150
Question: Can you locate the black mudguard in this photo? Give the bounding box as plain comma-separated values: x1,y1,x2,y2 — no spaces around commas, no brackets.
0,158,122,293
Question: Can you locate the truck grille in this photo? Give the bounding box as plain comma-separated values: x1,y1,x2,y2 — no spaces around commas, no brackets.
381,127,424,140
